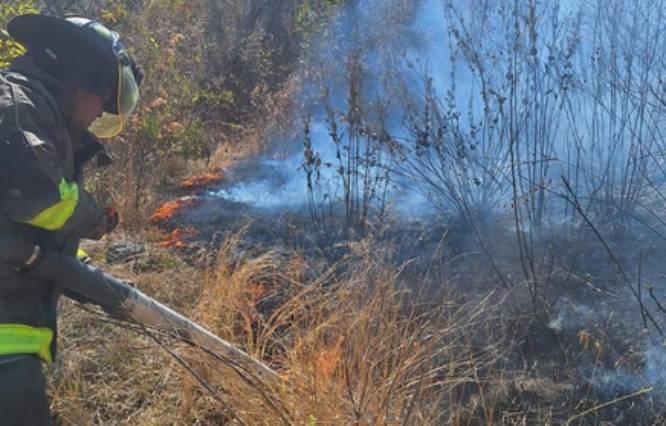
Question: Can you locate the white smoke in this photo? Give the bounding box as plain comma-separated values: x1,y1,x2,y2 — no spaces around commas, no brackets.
549,297,666,396
208,0,446,216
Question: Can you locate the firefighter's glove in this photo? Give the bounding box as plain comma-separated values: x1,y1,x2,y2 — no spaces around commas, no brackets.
76,248,93,265
91,207,119,240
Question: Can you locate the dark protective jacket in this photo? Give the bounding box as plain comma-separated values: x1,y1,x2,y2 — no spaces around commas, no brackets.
0,56,111,363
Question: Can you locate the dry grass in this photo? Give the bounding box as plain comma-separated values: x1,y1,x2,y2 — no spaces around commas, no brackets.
48,217,666,425
181,232,511,424
49,244,204,425
50,230,511,425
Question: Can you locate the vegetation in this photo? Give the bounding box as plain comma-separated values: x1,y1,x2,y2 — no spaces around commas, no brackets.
3,0,666,424
0,1,37,67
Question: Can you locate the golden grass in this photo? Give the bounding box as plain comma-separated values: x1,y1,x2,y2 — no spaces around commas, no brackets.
50,232,507,425
50,245,203,425
167,233,503,424
49,224,666,425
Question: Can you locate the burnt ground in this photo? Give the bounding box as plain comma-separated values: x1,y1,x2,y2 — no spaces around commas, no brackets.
152,158,666,424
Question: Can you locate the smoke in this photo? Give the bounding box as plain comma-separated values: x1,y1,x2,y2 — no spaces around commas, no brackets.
206,0,447,217
547,299,608,332
548,296,666,398
207,122,337,210
646,343,666,391
584,342,666,399
201,0,666,230
179,3,666,416
586,366,649,397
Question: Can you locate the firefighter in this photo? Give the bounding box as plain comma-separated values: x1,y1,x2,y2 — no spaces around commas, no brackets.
0,14,142,425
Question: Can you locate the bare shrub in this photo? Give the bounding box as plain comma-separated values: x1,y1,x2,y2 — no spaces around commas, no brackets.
303,51,395,239
382,0,666,316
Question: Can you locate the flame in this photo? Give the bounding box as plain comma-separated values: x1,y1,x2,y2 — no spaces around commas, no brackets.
314,336,345,382
151,170,222,250
249,282,267,304
150,197,198,224
159,227,199,248
180,170,224,190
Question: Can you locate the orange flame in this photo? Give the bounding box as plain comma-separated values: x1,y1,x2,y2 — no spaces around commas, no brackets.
180,170,225,190
249,282,267,304
159,227,199,248
150,197,197,224
151,170,224,251
314,336,345,382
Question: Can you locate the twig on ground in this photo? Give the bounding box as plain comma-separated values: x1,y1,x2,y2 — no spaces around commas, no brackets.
565,387,653,425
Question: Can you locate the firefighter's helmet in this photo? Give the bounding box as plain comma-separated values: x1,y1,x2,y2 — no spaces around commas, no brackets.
8,14,142,138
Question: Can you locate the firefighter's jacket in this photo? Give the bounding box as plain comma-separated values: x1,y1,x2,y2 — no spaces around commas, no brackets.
0,56,110,363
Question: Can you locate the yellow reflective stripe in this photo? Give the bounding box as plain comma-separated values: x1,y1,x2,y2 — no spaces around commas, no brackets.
0,324,53,364
76,248,89,258
25,179,79,231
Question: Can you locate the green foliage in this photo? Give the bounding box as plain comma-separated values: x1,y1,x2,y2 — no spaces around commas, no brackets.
131,5,209,160
100,2,128,24
192,88,236,109
135,102,208,161
294,0,344,46
0,1,38,68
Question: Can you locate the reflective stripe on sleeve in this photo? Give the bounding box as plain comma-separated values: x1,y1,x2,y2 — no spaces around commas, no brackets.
0,324,53,364
25,179,79,230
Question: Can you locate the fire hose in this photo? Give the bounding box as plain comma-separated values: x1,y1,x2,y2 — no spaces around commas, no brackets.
0,233,278,383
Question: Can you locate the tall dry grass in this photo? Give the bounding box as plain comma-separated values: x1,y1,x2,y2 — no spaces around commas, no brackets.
177,232,503,424
49,228,665,424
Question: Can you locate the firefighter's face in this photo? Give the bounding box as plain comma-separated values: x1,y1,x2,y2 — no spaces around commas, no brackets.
70,86,105,130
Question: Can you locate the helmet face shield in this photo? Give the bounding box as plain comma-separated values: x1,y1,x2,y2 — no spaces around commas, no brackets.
89,61,140,138
71,19,140,138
